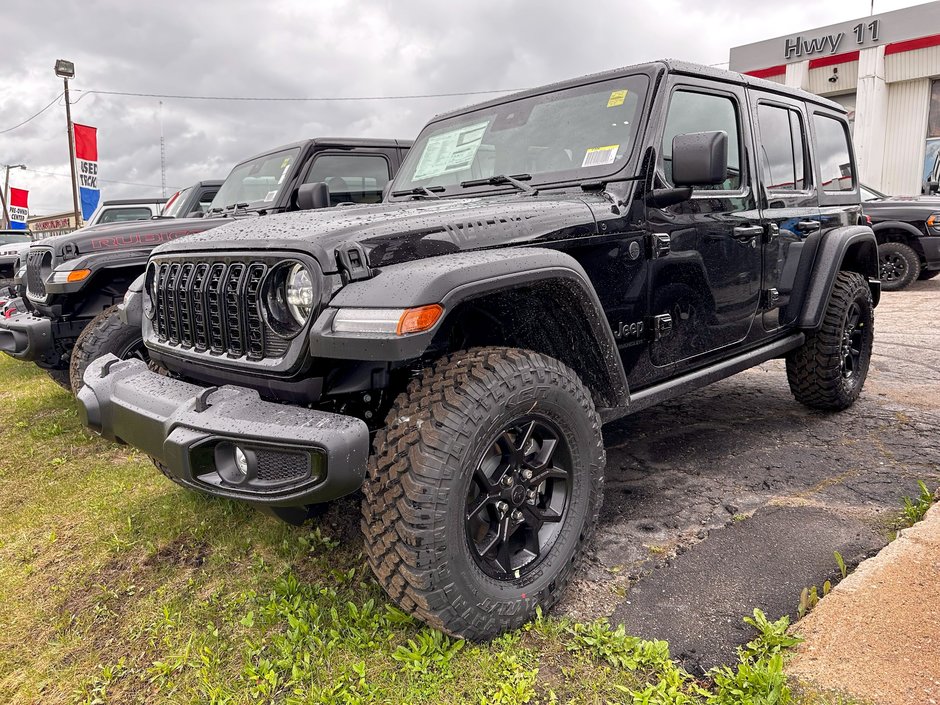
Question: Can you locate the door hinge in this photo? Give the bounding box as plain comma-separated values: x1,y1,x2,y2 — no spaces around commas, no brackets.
650,313,673,340
760,288,780,310
764,223,779,243
649,232,671,258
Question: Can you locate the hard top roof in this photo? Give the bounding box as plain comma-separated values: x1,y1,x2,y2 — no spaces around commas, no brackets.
100,198,168,206
234,137,414,166
431,59,844,123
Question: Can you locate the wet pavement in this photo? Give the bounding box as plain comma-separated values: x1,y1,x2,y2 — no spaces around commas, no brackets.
556,279,940,671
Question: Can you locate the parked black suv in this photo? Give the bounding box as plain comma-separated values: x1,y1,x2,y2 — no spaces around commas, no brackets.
79,61,879,640
0,139,411,391
161,181,223,220
861,184,940,290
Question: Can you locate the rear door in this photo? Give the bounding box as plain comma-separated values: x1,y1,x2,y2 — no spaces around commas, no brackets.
748,92,820,331
646,78,763,369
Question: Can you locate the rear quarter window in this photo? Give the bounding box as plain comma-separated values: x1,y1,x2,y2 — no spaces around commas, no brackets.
813,113,855,192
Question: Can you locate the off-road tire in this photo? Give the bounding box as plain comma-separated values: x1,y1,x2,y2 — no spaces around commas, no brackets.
878,241,920,291
918,269,940,281
361,347,605,640
786,271,874,411
45,367,71,391
69,305,146,395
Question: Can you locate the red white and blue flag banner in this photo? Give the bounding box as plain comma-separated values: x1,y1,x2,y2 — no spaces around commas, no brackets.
8,188,28,230
73,123,100,221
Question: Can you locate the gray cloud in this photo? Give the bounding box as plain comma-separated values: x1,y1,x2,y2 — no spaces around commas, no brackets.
0,0,918,214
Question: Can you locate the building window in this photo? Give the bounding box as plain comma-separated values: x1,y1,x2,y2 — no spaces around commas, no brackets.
757,104,808,191
813,114,854,192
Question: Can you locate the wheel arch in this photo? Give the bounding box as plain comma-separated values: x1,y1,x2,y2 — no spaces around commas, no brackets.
792,225,880,330
872,221,926,258
310,247,630,419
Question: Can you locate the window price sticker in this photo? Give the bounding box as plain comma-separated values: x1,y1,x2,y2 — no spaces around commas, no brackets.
607,90,628,108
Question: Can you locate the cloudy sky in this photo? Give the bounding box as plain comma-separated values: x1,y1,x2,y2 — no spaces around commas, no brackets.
0,0,925,215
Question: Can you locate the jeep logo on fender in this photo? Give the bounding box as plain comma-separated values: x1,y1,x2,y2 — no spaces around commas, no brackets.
89,229,202,250
613,320,644,340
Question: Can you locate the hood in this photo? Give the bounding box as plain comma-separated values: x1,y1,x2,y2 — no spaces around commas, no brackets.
37,216,232,257
863,195,940,222
0,242,31,259
155,193,600,270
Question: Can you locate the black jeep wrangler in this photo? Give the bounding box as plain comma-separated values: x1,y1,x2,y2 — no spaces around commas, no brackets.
861,183,940,290
79,61,879,640
0,138,410,391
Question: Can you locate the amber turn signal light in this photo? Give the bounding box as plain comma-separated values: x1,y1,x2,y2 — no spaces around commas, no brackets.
66,269,92,282
397,304,444,335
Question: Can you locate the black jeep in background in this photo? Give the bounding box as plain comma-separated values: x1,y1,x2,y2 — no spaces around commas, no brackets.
861,183,940,290
161,181,223,220
0,138,410,391
80,61,878,640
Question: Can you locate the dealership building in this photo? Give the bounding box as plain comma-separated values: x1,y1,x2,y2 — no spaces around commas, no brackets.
730,1,940,196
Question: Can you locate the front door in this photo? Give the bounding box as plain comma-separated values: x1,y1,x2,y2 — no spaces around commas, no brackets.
748,93,820,331
647,80,763,370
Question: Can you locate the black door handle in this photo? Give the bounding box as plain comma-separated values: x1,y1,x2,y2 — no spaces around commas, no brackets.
732,225,764,240
796,220,821,233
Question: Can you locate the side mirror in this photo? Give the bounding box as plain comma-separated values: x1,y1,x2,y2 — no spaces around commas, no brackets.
188,210,205,218
296,182,331,210
927,180,939,196
672,131,728,187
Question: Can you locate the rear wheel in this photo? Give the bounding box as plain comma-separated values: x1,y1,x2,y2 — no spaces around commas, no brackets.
69,305,147,395
361,347,605,640
878,242,920,291
786,271,874,411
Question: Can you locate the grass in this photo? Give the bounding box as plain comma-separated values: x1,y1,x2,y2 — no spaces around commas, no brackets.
0,356,844,704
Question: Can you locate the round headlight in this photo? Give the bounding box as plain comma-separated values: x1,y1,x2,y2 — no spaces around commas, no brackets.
285,263,314,325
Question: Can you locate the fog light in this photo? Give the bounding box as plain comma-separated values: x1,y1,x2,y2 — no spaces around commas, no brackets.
234,447,249,477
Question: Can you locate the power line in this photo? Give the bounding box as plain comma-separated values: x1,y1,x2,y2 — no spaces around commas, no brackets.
0,92,65,134
73,87,523,103
24,167,177,191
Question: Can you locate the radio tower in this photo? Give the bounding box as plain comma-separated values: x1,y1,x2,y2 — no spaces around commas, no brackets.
159,101,167,197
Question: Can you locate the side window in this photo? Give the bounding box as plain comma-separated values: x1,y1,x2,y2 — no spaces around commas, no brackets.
98,207,153,224
304,154,391,207
662,90,741,191
813,114,854,192
757,103,808,191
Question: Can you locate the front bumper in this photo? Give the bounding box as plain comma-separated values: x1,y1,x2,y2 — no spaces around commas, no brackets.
78,356,370,507
0,312,54,361
921,235,940,270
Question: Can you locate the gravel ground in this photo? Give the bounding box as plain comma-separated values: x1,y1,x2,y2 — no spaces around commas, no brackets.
555,279,940,668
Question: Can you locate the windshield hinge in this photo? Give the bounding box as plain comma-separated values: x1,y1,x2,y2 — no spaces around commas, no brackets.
336,242,372,283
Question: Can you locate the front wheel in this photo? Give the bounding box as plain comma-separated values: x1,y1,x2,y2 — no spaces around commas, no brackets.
878,242,920,291
361,347,605,640
69,305,147,395
786,271,874,411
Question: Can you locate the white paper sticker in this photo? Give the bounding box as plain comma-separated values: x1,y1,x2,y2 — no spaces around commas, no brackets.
581,144,620,168
413,120,490,181
264,190,277,202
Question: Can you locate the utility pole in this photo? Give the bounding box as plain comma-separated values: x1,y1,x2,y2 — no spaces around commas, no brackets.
159,100,167,198
54,59,82,229
1,164,26,229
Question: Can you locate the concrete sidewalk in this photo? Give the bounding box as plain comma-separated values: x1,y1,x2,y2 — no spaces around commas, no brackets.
787,502,940,705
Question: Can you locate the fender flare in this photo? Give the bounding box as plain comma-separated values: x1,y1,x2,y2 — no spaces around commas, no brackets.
792,225,879,330
309,247,630,415
871,220,925,243
119,272,147,328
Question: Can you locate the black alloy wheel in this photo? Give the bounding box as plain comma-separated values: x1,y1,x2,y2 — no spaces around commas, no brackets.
465,418,571,581
879,251,908,283
840,301,865,381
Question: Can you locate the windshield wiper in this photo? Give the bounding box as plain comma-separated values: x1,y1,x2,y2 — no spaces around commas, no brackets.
390,186,445,199
460,174,536,194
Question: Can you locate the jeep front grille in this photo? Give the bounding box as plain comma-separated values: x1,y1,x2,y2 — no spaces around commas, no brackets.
150,257,293,361
26,249,52,301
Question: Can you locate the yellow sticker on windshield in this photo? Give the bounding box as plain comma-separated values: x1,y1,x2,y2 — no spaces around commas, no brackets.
607,90,628,107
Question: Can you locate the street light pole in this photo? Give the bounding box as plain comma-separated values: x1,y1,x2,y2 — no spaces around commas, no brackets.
1,164,26,229
55,59,82,230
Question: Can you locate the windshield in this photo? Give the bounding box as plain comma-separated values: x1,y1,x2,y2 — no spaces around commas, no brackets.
392,74,649,194
861,184,887,201
162,187,192,217
209,148,300,211
0,232,31,244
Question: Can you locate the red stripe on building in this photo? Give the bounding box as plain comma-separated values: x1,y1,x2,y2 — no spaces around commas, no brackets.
745,64,786,79
885,33,940,56
808,51,860,69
